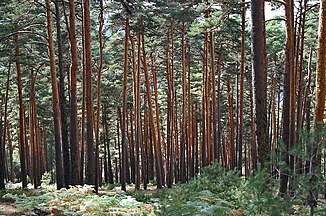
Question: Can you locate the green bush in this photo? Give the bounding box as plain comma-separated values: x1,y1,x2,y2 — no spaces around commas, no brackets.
155,163,322,215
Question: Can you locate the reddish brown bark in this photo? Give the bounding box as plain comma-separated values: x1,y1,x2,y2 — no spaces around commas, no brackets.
69,0,79,186
84,0,95,185
46,0,64,189
141,21,164,188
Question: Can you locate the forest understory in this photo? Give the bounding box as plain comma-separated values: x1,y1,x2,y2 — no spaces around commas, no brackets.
0,163,326,216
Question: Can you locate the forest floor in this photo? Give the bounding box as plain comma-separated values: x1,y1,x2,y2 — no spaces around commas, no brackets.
0,184,160,216
0,199,22,216
0,165,325,215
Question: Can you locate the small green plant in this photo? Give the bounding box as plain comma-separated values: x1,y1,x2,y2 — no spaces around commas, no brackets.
41,172,52,186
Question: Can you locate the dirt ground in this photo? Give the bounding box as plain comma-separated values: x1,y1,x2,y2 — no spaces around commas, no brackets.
0,201,22,216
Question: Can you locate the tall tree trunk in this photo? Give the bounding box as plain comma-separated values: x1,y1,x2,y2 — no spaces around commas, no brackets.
280,0,295,196
142,108,149,189
84,0,95,185
54,0,70,188
23,106,30,179
15,36,28,189
46,0,64,189
141,21,164,188
250,87,257,171
151,55,165,185
309,0,326,209
7,123,14,182
227,79,235,169
80,0,86,185
0,63,10,189
180,23,187,183
166,26,174,187
187,42,193,178
130,33,141,190
238,0,246,174
103,111,114,184
288,0,296,195
251,0,268,169
121,17,129,191
201,31,208,168
295,0,308,175
217,48,222,164
210,31,217,164
0,110,4,189
69,0,79,186
94,0,104,193
42,123,48,172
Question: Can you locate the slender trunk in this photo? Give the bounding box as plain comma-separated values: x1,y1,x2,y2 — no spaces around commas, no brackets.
6,122,14,182
210,31,217,164
141,21,164,188
94,0,104,192
312,0,326,182
14,35,27,188
43,123,48,172
30,69,39,188
187,42,193,178
238,0,246,174
180,23,187,183
250,87,257,171
193,104,199,175
0,64,11,189
84,0,95,185
121,17,129,191
23,106,30,179
166,26,173,187
136,29,142,189
128,111,135,184
117,111,122,184
280,0,295,196
130,34,139,189
103,111,114,184
46,0,64,189
227,79,235,169
201,32,208,168
54,0,70,188
80,0,86,185
0,110,4,189
142,108,149,189
151,55,164,185
217,49,222,164
296,0,308,175
69,0,79,186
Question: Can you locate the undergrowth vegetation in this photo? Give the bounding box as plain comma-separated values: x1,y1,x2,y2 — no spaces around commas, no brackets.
2,185,157,215
147,163,326,216
1,163,325,215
